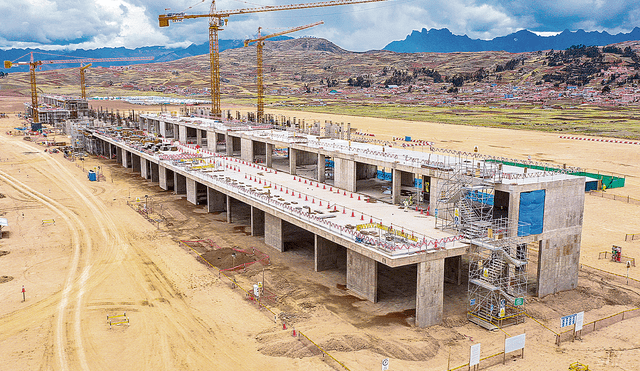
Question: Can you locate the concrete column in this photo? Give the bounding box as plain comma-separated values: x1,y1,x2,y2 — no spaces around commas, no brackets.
266,143,273,168
416,259,444,327
317,154,326,183
159,165,168,190
537,234,581,296
160,121,167,137
315,235,339,272
186,178,197,205
178,125,187,143
206,131,216,152
207,187,226,212
346,250,377,302
225,133,233,156
241,138,254,162
392,168,401,204
140,158,148,179
132,154,141,173
264,213,283,252
150,163,159,183
196,129,203,146
289,148,297,175
174,173,187,195
251,207,265,236
334,157,356,192
226,195,232,223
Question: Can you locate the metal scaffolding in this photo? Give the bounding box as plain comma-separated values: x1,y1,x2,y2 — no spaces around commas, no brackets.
434,154,528,329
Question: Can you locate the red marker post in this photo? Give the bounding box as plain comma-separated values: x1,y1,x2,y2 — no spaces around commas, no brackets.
21,285,25,302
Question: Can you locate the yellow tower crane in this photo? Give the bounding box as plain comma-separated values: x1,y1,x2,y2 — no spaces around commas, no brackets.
244,21,323,122
79,63,92,99
4,52,153,123
159,0,386,119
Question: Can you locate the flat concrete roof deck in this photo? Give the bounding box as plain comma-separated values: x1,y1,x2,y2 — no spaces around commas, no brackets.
94,131,467,263
141,113,581,185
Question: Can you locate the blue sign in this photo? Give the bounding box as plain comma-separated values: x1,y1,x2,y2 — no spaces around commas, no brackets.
470,299,476,306
561,314,577,328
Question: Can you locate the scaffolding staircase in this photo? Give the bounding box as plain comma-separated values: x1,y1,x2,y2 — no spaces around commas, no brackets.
434,156,527,329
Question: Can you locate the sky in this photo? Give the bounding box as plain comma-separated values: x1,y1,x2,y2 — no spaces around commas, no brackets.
0,0,638,52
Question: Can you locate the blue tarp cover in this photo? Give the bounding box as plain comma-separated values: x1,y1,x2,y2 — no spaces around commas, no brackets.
518,190,545,236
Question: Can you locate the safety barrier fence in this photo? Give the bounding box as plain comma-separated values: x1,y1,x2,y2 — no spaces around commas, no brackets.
169,143,463,255
580,263,640,289
555,308,640,345
598,251,636,267
177,240,350,370
588,190,640,205
626,233,640,241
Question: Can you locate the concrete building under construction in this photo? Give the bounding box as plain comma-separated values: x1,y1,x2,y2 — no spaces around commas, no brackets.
83,112,586,329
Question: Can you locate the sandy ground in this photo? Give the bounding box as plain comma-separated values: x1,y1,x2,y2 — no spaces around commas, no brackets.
0,96,639,371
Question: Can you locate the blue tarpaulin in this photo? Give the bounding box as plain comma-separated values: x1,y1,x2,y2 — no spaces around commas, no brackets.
518,190,545,236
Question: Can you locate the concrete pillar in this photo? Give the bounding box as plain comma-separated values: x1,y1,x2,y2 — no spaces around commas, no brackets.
132,155,141,173
289,148,297,175
186,178,197,205
392,168,401,204
241,138,254,162
346,250,377,302
206,131,216,152
537,234,581,296
317,154,326,183
225,133,233,156
174,173,187,195
264,213,283,252
334,157,356,192
150,163,159,183
140,158,148,179
251,207,265,236
178,125,187,143
196,129,203,146
226,195,232,223
315,235,339,272
416,259,444,327
160,121,167,137
207,187,226,212
266,143,273,168
159,165,169,190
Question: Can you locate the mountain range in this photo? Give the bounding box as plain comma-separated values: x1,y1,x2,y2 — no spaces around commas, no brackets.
0,37,292,73
384,27,640,53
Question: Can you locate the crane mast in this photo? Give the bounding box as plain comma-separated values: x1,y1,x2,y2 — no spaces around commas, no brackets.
3,53,153,123
244,21,323,122
159,0,386,119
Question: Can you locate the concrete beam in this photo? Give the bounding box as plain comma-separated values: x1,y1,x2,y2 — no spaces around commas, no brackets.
264,213,284,252
416,259,444,327
346,250,377,302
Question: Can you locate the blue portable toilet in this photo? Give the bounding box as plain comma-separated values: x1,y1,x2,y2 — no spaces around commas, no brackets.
88,170,97,181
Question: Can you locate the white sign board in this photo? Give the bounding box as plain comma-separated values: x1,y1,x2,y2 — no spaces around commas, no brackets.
469,343,481,366
575,311,584,331
253,284,260,297
381,358,389,371
504,333,526,354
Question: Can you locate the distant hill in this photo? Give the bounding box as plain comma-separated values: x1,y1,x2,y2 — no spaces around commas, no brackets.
384,27,640,53
0,36,292,73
